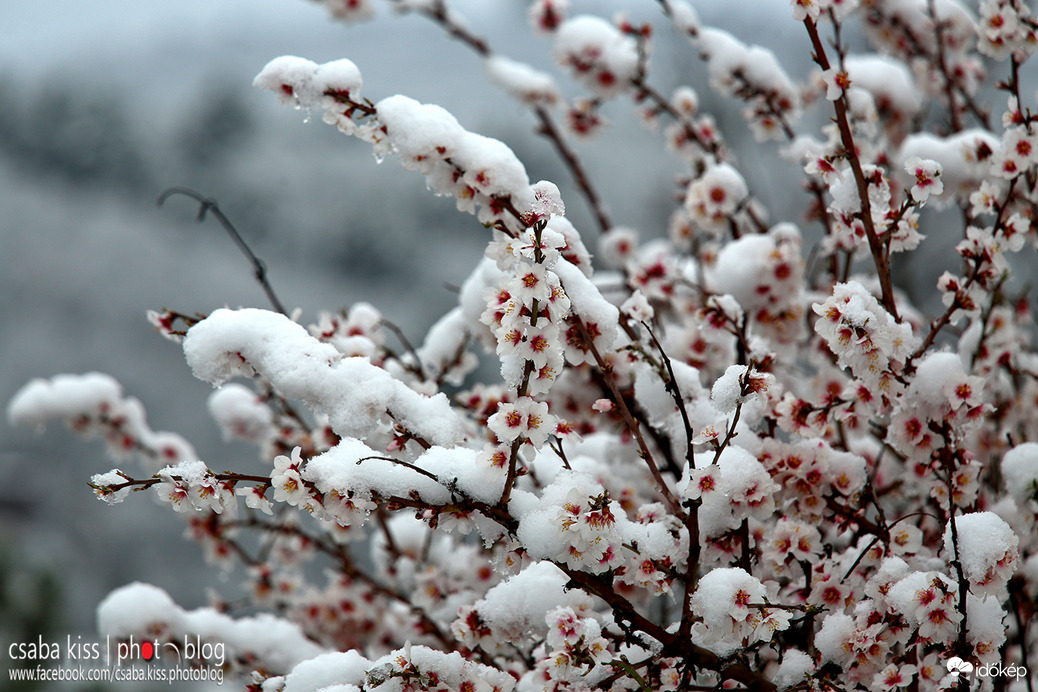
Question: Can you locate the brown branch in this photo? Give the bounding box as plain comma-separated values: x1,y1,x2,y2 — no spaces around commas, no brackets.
158,187,288,316
380,318,427,381
533,106,613,235
926,0,963,132
576,317,684,517
642,322,695,468
803,18,900,320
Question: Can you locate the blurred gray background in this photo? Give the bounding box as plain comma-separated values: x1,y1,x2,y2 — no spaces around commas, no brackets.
1,0,944,661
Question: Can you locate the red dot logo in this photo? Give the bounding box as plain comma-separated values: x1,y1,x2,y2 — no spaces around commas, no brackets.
141,642,154,660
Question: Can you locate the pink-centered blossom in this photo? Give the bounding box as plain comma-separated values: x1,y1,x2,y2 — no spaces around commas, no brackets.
821,68,852,101
904,157,944,202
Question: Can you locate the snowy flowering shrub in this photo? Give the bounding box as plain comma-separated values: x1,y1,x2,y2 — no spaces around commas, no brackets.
10,1,1038,690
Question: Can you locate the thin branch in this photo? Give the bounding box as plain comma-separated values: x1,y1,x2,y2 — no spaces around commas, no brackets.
533,105,613,235
380,318,427,381
642,321,695,469
576,317,684,517
1008,579,1035,692
926,0,963,132
158,187,288,315
356,455,441,483
802,19,899,320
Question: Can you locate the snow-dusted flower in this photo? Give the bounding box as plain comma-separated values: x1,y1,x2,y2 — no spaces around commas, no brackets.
254,56,319,108
16,6,1038,690
486,57,560,107
889,523,923,556
944,512,1019,596
691,568,789,653
684,163,749,233
813,281,916,391
904,157,944,202
529,0,569,33
90,470,131,505
684,464,720,501
154,476,191,512
887,571,962,644
872,663,915,690
821,68,852,101
791,0,825,21
620,289,654,323
323,0,375,23
764,517,822,567
487,397,557,447
1002,442,1038,509
271,447,309,506
554,15,638,97
805,155,843,185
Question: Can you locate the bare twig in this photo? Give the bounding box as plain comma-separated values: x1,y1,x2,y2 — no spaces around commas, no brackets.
802,19,899,320
158,187,288,315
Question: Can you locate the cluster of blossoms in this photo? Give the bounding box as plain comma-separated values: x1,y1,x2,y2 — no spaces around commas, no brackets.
690,567,792,656
12,1,1038,691
977,0,1038,60
539,606,613,684
480,218,574,399
813,280,917,401
693,23,802,141
9,372,196,467
552,15,639,98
